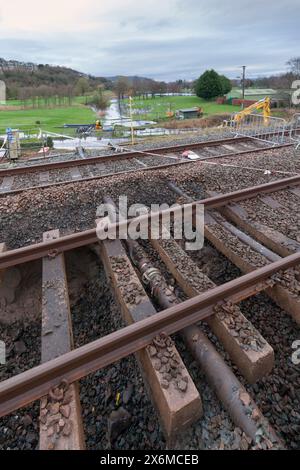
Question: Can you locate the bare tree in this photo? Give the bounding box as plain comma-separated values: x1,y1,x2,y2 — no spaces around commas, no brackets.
114,77,130,100
75,77,90,96
167,81,181,94
287,57,300,78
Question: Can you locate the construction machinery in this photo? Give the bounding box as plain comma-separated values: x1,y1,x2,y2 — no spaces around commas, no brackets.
224,97,271,127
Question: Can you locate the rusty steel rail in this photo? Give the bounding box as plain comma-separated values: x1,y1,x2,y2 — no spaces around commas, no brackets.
1,173,300,270
0,136,293,179
1,250,300,417
0,136,254,176
0,142,294,198
0,160,191,197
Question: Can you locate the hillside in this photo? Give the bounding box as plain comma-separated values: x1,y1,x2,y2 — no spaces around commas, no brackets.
106,75,152,83
0,58,111,98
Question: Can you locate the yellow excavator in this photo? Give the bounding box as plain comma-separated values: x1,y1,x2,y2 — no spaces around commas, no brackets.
224,97,271,127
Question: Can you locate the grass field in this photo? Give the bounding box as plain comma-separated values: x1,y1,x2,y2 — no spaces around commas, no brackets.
4,95,101,108
0,105,96,134
0,94,241,136
123,95,240,120
3,97,84,107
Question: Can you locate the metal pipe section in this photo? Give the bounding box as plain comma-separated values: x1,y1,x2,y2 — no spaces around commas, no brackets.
121,232,283,448
2,250,300,417
182,325,283,448
216,216,281,263
167,181,281,263
103,195,175,309
167,181,192,200
102,193,280,447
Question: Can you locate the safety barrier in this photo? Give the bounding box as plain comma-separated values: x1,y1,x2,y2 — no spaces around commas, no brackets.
290,113,300,151
230,113,287,146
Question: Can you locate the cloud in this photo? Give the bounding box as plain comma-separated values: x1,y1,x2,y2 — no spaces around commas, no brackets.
0,0,299,80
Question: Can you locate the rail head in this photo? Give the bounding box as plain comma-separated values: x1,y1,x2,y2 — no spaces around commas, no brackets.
1,172,300,270
1,250,300,417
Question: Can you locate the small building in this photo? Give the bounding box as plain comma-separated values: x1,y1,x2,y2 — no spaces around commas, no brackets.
177,107,202,120
271,91,292,108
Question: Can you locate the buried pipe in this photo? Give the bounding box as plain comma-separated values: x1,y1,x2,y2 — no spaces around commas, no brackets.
99,193,290,448
122,243,283,448
167,181,281,263
182,324,282,449
134,244,284,448
102,196,284,448
164,184,286,446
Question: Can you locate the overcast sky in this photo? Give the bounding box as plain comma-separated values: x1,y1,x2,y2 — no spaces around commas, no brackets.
0,0,299,80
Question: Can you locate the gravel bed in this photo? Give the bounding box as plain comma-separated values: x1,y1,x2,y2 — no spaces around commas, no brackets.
47,169,76,184
0,321,41,450
11,173,40,191
1,165,299,449
201,146,300,175
178,240,300,449
0,250,165,451
129,240,251,449
0,130,293,174
1,150,291,249
4,155,180,193
0,129,234,172
70,251,166,450
269,189,300,213
241,294,300,450
239,197,300,242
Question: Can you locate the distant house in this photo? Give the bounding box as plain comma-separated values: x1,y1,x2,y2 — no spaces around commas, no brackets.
226,88,278,102
271,91,292,108
177,107,202,119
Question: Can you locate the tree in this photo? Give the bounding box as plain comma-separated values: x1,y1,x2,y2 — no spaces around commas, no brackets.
155,81,167,96
287,57,300,78
87,88,109,110
75,77,89,96
194,70,223,99
168,81,181,94
219,75,232,95
114,77,130,100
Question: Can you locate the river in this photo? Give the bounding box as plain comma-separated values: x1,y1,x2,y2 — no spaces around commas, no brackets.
53,95,195,149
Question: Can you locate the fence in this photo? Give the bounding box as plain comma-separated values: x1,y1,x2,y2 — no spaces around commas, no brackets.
230,113,287,146
289,113,300,150
0,127,79,162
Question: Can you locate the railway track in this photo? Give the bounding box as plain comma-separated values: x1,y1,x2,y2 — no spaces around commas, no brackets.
1,171,300,450
0,136,293,196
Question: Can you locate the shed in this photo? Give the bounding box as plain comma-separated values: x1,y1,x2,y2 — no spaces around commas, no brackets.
177,107,202,119
271,91,292,108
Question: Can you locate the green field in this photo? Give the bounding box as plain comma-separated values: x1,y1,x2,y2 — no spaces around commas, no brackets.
4,95,96,108
0,105,97,134
0,94,241,136
123,95,240,120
